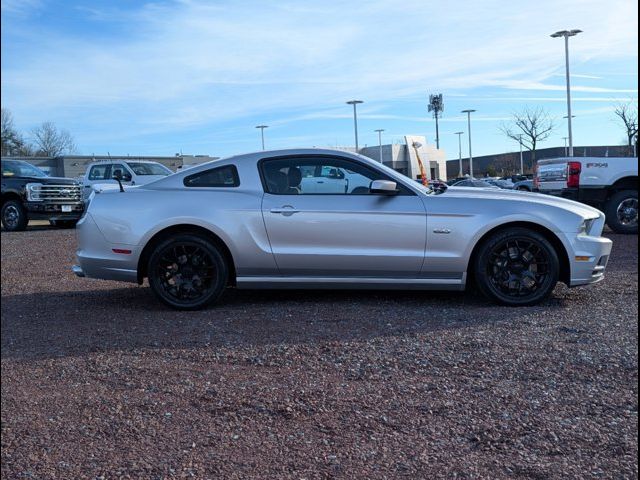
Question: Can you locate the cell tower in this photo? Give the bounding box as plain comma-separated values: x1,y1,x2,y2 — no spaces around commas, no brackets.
428,94,444,149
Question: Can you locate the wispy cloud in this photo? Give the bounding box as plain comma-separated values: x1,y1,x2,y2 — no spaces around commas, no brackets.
1,0,637,155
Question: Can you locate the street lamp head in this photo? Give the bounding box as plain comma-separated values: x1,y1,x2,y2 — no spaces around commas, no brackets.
346,100,363,105
551,29,582,38
374,129,385,133
255,125,268,129
454,131,464,135
461,109,476,114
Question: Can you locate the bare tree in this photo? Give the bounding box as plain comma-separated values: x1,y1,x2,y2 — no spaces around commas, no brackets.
1,108,33,156
613,101,638,154
500,107,555,163
31,121,77,157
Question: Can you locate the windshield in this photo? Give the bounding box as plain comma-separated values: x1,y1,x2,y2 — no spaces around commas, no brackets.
1,160,47,178
126,162,172,176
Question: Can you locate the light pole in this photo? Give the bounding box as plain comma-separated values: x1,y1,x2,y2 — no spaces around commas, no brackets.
454,131,464,177
551,29,582,157
255,125,268,150
374,129,385,163
518,134,524,175
562,137,568,156
346,100,364,151
461,109,476,177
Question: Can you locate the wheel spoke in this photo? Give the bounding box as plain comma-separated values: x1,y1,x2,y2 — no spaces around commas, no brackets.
486,236,551,299
155,242,218,304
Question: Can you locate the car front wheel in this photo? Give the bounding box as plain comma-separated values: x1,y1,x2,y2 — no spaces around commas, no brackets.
1,200,28,232
147,233,228,310
473,227,559,306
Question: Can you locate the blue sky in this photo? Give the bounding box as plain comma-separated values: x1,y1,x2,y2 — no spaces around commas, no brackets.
1,0,637,159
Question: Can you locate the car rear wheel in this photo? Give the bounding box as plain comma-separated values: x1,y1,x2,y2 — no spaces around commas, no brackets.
1,200,28,232
147,233,228,310
474,228,559,306
605,190,638,234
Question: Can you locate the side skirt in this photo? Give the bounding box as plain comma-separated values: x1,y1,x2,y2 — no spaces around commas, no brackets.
236,275,466,291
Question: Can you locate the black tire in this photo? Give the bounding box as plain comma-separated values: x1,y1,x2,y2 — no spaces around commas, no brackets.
1,200,28,232
50,219,78,229
517,186,531,191
473,227,559,306
605,190,638,234
147,233,228,310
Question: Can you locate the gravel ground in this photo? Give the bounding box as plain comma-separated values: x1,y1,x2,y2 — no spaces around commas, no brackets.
1,226,638,479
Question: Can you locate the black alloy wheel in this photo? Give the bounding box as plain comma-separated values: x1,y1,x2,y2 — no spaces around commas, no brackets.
1,200,28,232
474,227,559,306
148,234,228,310
605,190,638,234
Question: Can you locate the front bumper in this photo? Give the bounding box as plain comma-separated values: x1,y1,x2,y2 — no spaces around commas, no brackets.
26,202,84,221
568,233,613,287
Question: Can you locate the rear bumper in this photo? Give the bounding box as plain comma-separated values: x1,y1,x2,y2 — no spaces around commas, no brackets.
537,187,608,208
74,213,140,283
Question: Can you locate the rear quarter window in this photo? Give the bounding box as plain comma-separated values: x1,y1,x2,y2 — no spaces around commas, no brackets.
183,165,240,187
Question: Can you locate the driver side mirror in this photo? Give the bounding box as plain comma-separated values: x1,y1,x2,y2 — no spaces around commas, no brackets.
370,180,399,195
112,169,123,181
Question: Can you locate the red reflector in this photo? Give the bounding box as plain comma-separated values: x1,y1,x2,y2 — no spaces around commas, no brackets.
567,161,581,188
112,248,132,254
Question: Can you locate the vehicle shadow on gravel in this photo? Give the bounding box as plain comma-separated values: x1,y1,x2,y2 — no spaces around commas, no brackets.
0,284,563,361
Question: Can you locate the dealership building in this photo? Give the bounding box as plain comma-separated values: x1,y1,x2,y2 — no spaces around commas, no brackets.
3,136,449,182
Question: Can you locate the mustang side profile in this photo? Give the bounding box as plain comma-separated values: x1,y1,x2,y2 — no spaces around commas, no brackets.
73,149,612,310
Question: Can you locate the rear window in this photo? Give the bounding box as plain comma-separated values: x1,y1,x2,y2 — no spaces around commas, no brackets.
183,165,240,187
127,162,172,176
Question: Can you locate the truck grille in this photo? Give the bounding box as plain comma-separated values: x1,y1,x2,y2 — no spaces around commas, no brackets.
30,184,83,203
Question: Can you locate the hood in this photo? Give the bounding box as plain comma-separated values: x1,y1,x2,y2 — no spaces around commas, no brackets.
20,176,79,185
444,186,603,218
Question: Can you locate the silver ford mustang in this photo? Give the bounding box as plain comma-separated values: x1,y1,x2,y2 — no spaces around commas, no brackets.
73,148,612,310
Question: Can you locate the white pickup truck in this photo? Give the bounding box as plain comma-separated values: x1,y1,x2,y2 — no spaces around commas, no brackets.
81,160,173,200
535,157,638,233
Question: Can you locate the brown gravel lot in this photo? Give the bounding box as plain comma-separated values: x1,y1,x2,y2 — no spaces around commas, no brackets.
1,225,638,479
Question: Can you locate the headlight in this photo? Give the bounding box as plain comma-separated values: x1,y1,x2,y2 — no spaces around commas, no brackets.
26,183,44,201
579,217,597,235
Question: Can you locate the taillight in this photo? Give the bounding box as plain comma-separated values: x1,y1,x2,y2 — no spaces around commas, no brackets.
567,161,581,188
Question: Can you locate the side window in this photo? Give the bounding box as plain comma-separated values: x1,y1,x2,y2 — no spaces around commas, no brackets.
184,165,240,187
88,164,110,181
261,156,412,195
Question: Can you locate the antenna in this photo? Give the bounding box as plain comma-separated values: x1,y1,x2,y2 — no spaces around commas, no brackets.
428,93,444,149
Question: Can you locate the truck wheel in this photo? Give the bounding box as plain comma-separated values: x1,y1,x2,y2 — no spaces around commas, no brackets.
147,233,228,310
1,200,28,232
605,190,638,234
473,227,559,306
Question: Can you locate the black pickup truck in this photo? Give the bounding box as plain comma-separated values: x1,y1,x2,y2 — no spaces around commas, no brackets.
1,159,84,231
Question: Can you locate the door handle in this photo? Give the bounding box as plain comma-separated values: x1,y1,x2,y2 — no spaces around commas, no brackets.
270,206,299,216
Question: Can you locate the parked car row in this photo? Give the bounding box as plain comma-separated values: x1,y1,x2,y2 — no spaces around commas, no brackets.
1,159,174,231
